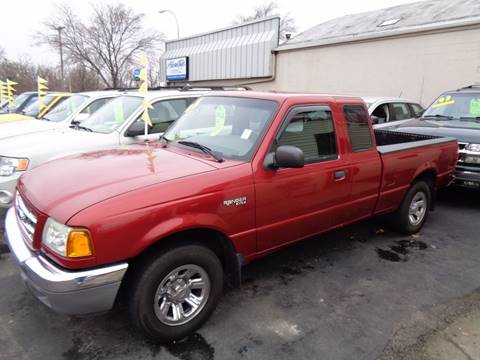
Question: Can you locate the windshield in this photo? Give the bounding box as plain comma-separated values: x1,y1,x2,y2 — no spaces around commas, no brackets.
43,94,88,122
22,95,57,117
423,93,480,125
80,95,143,133
164,96,279,160
11,93,32,112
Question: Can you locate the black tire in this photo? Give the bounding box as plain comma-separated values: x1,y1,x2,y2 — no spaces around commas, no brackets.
128,244,223,342
391,180,432,235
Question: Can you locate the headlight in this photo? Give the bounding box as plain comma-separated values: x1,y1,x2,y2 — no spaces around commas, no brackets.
465,143,480,152
42,217,94,258
0,157,29,176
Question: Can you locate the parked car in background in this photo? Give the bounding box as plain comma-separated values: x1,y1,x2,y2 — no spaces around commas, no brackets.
0,88,213,206
0,92,71,124
0,91,38,114
5,91,457,342
0,91,119,141
380,85,480,188
362,96,424,128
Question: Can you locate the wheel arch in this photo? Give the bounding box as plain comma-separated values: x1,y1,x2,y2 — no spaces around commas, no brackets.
126,227,242,289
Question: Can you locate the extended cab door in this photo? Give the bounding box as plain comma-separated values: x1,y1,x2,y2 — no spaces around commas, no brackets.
342,104,382,223
254,105,352,252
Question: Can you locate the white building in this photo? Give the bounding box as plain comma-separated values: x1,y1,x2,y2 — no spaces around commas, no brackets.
160,0,480,105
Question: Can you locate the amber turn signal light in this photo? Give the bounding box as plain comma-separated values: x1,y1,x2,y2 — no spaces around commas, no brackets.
66,230,93,258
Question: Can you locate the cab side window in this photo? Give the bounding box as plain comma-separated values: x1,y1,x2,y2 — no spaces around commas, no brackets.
344,105,373,152
276,107,337,163
391,103,412,120
147,98,191,134
410,103,424,118
81,98,112,114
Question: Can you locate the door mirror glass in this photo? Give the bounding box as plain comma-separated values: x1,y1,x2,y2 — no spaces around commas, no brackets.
125,120,146,137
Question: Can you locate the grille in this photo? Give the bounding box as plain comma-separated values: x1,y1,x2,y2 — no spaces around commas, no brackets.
15,192,37,245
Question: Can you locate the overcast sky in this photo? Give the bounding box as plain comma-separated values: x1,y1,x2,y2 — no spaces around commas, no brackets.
2,0,422,64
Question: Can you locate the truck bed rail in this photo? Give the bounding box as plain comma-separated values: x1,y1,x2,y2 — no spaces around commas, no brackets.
375,129,456,154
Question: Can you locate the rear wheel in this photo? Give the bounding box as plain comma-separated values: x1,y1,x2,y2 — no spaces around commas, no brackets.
128,244,223,342
391,180,431,235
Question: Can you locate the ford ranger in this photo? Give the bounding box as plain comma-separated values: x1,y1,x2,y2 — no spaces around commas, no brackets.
5,92,458,342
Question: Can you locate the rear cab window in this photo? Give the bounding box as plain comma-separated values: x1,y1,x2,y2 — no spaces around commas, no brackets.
343,105,373,152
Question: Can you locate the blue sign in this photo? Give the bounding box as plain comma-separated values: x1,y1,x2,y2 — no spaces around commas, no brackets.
133,68,141,81
166,57,189,81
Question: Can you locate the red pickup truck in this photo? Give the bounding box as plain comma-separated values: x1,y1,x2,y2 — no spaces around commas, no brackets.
5,92,457,342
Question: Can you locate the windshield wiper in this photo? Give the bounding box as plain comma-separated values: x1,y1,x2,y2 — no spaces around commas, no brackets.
69,124,93,132
459,116,480,122
423,114,454,120
177,140,224,162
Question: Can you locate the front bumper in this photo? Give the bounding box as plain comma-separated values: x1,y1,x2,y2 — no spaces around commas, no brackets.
4,208,128,315
453,169,480,188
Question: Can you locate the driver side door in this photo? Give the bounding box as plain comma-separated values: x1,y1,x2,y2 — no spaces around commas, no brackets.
254,105,351,252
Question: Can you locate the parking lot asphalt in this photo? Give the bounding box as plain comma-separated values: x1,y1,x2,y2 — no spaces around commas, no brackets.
1,187,480,360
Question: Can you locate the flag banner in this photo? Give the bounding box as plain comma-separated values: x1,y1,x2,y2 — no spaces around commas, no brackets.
37,76,49,110
138,52,151,134
0,81,7,105
6,79,18,109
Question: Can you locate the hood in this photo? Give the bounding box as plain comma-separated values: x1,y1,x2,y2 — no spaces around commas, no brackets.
17,144,217,222
0,119,59,140
0,127,115,160
0,113,32,123
386,118,480,144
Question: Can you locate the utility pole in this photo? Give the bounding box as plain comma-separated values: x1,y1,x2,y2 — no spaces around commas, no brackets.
55,26,65,88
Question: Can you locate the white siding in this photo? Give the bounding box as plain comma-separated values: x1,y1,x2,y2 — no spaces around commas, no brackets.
253,26,480,105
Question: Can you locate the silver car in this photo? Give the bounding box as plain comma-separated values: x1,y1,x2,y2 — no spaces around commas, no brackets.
0,89,209,206
362,96,424,128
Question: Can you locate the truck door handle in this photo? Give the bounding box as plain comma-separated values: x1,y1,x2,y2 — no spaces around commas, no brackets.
334,170,346,180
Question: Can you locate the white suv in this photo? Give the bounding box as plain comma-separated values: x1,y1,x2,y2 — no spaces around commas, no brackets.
0,89,211,206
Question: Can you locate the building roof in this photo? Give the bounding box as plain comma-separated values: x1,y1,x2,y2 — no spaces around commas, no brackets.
277,0,480,51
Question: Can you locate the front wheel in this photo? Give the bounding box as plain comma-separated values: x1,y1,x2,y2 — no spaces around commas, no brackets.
391,180,432,235
128,244,223,342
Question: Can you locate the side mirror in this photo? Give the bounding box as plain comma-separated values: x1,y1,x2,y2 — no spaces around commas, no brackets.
371,115,385,124
125,121,146,137
265,145,304,169
72,113,90,123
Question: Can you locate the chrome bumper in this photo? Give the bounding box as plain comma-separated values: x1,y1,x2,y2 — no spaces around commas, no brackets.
4,208,128,315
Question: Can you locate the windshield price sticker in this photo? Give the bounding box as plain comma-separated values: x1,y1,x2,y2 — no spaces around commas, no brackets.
241,129,252,140
432,95,455,108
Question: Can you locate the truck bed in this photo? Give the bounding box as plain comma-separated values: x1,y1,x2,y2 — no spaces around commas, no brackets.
374,129,456,154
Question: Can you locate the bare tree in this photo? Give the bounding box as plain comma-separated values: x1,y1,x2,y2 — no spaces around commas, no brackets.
0,47,6,62
39,3,162,88
233,1,297,41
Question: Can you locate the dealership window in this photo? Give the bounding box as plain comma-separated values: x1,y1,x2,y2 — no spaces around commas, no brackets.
276,107,337,163
344,105,373,152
